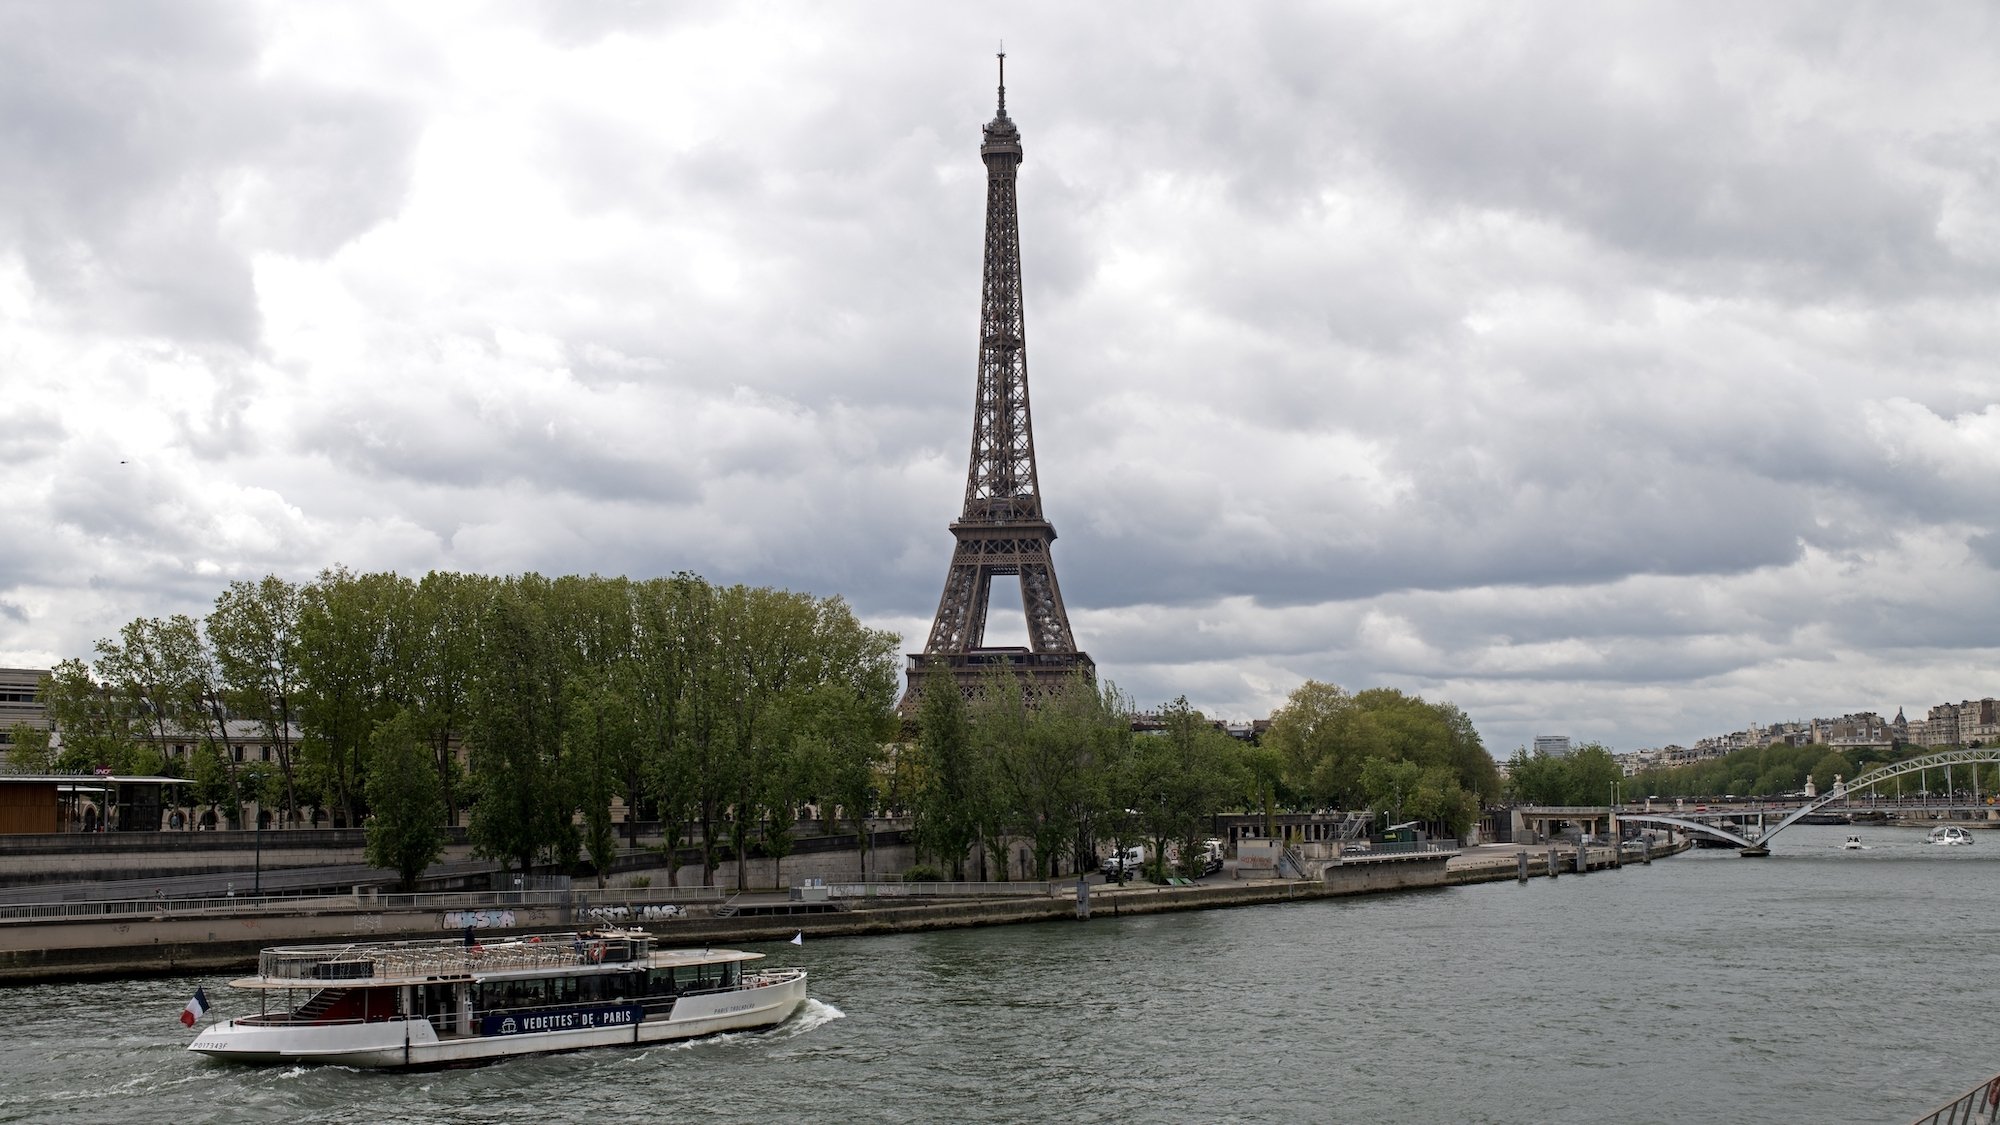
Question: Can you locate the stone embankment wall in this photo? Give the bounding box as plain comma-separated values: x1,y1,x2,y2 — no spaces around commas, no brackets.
0,841,1687,983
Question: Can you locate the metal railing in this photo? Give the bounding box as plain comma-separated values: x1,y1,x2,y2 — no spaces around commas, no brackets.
801,877,1059,899
256,931,651,983
1339,839,1460,859
0,884,728,926
1910,1074,2000,1125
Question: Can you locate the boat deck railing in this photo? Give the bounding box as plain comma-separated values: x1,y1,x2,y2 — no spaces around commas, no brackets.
256,932,648,983
1909,1073,2000,1124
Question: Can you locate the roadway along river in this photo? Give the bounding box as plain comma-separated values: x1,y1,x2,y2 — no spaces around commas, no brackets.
1,823,1992,1124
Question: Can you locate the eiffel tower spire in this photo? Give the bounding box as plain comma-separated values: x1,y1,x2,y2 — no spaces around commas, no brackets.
904,59,1094,708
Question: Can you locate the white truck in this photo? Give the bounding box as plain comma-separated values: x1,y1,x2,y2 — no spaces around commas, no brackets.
1099,844,1146,882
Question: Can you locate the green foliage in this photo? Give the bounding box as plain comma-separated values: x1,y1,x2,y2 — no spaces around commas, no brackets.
1628,740,1963,800
6,722,54,771
295,567,410,825
208,576,305,818
190,743,237,821
1506,742,1622,806
466,578,570,873
41,658,142,771
55,565,1511,877
912,662,978,878
1129,697,1245,877
364,708,446,891
1266,681,1491,837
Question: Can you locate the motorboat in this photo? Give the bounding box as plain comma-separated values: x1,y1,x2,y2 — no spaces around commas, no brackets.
1928,825,1974,846
187,928,806,1068
1841,835,1866,850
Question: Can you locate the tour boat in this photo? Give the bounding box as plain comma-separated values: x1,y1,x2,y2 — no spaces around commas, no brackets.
187,928,806,1068
1927,825,1974,846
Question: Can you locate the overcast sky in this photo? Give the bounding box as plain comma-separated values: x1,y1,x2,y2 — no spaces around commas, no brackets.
3,2,1997,755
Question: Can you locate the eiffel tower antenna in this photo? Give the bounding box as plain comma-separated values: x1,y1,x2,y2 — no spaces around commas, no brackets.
903,59,1094,710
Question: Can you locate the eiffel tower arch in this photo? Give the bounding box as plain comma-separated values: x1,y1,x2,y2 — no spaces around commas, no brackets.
903,57,1095,709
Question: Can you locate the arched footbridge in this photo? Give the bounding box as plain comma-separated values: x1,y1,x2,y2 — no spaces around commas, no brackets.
1616,749,2000,854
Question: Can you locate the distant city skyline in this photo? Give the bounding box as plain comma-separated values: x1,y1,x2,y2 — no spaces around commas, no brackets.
2,6,1997,755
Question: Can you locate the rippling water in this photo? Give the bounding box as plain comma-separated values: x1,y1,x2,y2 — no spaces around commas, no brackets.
3,824,1994,1124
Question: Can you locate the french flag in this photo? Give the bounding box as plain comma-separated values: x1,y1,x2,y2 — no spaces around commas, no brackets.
179,987,209,1028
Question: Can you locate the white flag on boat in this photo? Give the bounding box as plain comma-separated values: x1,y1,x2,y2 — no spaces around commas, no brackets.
790,932,803,945
179,986,210,1028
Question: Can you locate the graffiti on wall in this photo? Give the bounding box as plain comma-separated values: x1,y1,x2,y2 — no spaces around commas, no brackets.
442,909,516,929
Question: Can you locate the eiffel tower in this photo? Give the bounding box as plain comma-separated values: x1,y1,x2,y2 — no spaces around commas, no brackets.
904,56,1094,708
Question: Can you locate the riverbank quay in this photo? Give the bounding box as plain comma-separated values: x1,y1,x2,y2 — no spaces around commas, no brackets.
1448,836,1694,885
0,838,1690,984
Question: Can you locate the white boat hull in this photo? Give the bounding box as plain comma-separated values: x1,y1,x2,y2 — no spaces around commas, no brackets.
189,972,807,1068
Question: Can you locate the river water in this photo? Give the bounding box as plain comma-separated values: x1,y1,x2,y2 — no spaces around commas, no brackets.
2,823,1994,1124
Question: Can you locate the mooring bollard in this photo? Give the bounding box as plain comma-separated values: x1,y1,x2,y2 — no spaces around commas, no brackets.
1574,846,1588,874
1641,838,1652,865
1517,851,1529,883
1075,876,1090,920
1547,848,1559,878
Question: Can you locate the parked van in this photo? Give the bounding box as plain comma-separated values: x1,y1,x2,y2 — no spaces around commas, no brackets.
1100,845,1146,881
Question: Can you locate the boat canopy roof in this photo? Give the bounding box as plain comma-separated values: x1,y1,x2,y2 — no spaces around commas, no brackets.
227,929,764,990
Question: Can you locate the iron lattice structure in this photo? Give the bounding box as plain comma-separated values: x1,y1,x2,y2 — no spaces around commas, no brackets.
904,58,1094,709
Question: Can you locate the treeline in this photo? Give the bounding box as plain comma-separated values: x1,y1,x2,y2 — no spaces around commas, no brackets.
33,567,1501,887
1503,743,1624,805
1626,740,1996,799
903,675,1500,881
37,569,902,888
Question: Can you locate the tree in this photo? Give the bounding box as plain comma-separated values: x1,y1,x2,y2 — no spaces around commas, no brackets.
208,576,306,820
1264,680,1377,808
1360,757,1423,824
1565,743,1623,805
406,571,490,827
296,567,407,826
564,667,636,888
1130,697,1243,880
1411,764,1479,838
912,662,977,879
7,722,54,771
364,709,446,891
40,658,143,772
466,579,569,874
631,573,708,878
1505,748,1568,805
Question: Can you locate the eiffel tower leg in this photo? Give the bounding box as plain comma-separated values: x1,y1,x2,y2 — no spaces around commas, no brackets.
924,562,985,653
1017,561,1075,653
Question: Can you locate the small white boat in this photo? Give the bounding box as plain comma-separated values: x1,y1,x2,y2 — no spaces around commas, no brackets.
188,928,806,1068
1928,825,1974,846
1842,835,1865,850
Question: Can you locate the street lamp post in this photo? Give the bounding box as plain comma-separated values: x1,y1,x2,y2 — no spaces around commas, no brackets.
254,813,263,894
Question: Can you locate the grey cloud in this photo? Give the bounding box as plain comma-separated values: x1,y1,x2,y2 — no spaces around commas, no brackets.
0,407,66,464
0,2,420,348
1967,533,2000,570
299,397,702,506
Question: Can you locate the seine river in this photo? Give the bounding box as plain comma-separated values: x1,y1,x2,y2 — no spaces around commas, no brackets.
2,823,1994,1124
